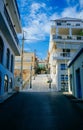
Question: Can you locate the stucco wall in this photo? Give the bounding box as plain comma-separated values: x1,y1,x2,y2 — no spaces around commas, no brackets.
68,52,83,98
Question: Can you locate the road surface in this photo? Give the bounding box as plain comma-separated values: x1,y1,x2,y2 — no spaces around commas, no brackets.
0,92,83,130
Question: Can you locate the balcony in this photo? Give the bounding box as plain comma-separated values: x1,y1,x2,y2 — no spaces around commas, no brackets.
52,35,83,42
4,0,22,33
4,6,19,45
56,22,83,27
0,4,20,55
60,52,70,57
52,52,74,60
51,23,83,30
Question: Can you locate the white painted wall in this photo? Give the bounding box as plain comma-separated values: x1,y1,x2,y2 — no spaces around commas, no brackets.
68,51,83,98
49,18,83,91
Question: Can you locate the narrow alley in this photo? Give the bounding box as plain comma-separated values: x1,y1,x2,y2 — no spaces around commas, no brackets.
0,0,83,130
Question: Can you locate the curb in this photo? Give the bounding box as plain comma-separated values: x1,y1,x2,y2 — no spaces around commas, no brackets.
64,94,83,112
0,92,18,105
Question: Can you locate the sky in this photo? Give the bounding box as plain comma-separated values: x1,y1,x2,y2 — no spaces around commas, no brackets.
17,0,83,60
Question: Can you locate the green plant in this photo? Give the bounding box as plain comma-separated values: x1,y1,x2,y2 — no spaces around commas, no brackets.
79,31,83,36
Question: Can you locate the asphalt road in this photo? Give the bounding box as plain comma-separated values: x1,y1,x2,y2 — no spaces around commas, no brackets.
0,92,83,130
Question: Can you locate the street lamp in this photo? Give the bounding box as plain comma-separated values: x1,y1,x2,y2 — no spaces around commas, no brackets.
30,65,32,88
20,30,27,88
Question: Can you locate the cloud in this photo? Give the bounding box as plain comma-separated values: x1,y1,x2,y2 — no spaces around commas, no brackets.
61,6,78,18
66,0,83,10
79,0,83,9
20,2,61,43
18,0,83,44
20,2,51,43
30,2,46,14
17,0,28,12
66,0,78,6
61,5,83,18
50,13,60,20
17,0,83,59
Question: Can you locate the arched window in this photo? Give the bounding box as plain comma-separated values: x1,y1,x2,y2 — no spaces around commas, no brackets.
6,48,10,69
11,55,14,73
9,78,12,89
0,37,4,64
4,75,8,92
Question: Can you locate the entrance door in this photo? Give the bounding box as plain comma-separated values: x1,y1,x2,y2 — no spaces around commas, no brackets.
76,68,82,98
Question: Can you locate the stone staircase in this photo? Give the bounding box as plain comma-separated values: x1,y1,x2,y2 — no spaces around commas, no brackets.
23,74,57,92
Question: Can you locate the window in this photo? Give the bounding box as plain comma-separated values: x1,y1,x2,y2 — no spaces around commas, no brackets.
57,22,61,25
61,64,67,70
65,75,68,80
9,78,12,89
77,36,81,40
61,75,68,91
6,49,10,69
61,75,65,81
67,36,72,39
63,49,70,57
52,35,56,40
67,23,71,26
76,24,80,26
0,37,4,64
15,57,21,62
11,55,14,73
61,82,66,91
32,56,33,62
61,75,68,81
23,57,32,62
57,36,62,39
4,75,8,92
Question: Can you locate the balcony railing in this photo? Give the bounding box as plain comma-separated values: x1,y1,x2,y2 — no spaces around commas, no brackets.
4,6,19,45
52,52,73,60
60,52,70,57
56,22,82,27
52,35,83,41
14,0,21,19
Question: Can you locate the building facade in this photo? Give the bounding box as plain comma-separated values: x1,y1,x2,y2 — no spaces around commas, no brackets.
14,52,37,85
0,0,22,96
49,17,83,91
68,47,83,99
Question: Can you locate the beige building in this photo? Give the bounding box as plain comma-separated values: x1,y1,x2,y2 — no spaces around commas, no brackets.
49,17,83,91
14,52,37,84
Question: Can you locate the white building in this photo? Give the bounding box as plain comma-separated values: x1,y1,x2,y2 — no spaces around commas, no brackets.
0,0,22,96
49,17,83,91
68,47,83,99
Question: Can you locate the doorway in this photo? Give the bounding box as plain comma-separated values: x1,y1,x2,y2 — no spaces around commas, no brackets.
76,68,82,98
